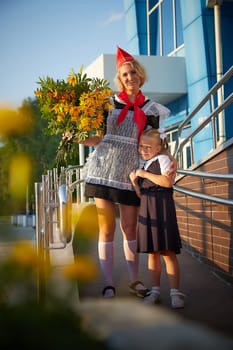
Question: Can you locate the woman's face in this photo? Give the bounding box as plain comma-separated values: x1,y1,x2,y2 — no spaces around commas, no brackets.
119,63,141,94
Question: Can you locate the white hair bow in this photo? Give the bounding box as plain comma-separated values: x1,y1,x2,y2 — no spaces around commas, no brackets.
158,127,167,140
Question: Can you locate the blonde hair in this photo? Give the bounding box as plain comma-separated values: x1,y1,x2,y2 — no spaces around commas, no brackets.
141,128,169,151
114,60,147,91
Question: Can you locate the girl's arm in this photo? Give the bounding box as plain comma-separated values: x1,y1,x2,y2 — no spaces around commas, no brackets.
135,168,174,188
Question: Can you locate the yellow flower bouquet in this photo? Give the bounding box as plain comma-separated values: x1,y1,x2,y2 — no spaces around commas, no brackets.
34,68,113,162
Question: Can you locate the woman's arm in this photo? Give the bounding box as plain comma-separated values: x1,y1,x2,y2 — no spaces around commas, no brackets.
160,149,177,183
135,168,174,188
77,135,102,147
63,131,102,147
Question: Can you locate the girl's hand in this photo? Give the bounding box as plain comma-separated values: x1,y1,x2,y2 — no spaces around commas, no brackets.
129,170,137,184
129,170,141,198
135,168,146,178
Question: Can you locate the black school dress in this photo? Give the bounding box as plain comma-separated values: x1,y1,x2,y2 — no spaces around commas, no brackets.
137,155,182,254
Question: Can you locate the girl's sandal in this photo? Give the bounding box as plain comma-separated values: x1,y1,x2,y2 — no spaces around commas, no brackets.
129,280,150,298
102,286,116,298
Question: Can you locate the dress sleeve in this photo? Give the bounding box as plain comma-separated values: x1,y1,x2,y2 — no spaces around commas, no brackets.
144,100,171,130
146,114,160,129
158,155,171,174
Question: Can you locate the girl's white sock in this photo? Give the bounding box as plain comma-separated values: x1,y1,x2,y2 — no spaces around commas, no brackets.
170,288,179,295
152,286,161,293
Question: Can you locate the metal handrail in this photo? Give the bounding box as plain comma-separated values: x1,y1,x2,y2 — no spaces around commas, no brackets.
174,65,233,168
176,169,233,181
34,165,86,302
176,65,233,132
175,93,233,161
172,66,233,207
34,165,85,254
174,184,233,207
174,167,233,207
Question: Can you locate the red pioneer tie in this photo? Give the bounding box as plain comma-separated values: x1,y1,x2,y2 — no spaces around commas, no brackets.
116,90,146,139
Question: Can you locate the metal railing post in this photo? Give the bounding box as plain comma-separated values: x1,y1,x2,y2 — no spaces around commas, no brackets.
35,182,46,303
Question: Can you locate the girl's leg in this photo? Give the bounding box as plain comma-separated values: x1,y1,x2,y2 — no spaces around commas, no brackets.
163,251,184,308
95,198,116,297
162,251,180,289
144,252,161,304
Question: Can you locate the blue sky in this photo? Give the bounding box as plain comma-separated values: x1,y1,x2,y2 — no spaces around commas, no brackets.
0,0,127,107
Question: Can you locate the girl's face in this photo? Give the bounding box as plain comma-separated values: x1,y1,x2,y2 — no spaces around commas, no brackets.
119,64,141,94
138,135,161,161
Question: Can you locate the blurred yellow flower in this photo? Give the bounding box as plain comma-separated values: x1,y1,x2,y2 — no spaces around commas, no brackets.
10,241,38,267
62,255,97,281
9,153,32,200
72,202,99,239
0,105,34,136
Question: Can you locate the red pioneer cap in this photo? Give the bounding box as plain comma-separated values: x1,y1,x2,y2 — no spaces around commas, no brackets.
116,46,135,70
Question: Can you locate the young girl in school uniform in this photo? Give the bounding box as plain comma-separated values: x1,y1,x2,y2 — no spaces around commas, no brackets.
129,128,185,308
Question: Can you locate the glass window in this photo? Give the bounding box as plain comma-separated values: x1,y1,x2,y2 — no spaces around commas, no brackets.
149,9,160,55
175,0,183,47
162,0,173,55
172,130,178,142
186,146,191,168
147,0,184,56
148,0,159,10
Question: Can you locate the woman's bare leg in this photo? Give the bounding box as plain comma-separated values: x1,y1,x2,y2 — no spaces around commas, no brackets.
95,198,116,296
119,204,147,293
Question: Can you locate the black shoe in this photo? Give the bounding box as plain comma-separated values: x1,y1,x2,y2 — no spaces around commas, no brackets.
102,285,116,298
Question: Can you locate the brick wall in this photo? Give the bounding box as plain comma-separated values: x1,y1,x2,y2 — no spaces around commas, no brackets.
174,144,233,284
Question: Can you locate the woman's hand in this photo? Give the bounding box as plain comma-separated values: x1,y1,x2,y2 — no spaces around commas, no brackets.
161,149,178,184
79,135,102,147
166,158,177,184
63,131,73,141
63,131,102,147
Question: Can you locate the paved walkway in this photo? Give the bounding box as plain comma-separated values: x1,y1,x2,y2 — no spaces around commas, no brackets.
0,216,36,261
1,216,233,349
79,218,233,341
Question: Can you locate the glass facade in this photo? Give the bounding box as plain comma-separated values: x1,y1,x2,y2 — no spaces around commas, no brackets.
124,0,233,165
147,0,184,56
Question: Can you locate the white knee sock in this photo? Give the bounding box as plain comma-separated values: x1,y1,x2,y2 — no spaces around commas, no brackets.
152,286,160,294
98,241,114,286
123,239,139,283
